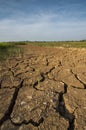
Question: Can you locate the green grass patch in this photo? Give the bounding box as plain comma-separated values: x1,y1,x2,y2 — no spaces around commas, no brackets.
9,40,86,48
0,42,22,60
0,41,86,60
1,41,86,48
25,41,86,48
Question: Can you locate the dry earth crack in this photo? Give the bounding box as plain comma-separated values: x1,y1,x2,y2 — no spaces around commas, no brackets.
0,46,86,130
53,82,76,130
71,70,86,89
0,80,24,127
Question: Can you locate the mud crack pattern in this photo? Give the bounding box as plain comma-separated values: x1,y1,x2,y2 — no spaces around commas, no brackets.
0,45,86,130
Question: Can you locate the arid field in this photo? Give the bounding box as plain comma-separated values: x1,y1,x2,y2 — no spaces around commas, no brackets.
0,44,86,130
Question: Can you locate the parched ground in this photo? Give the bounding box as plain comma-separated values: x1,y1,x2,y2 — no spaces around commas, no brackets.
0,45,86,130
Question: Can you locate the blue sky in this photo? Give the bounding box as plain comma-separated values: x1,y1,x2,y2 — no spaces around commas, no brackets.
0,0,86,41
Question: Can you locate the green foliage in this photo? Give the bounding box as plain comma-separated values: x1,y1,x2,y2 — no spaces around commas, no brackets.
0,42,21,60
25,41,86,48
0,40,86,60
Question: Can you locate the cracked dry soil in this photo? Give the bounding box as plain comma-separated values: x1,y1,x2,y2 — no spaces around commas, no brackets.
0,45,86,130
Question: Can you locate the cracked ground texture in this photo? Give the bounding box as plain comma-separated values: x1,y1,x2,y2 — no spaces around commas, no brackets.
0,45,86,130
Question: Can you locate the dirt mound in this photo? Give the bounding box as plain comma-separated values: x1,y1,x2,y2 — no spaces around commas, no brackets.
0,45,86,130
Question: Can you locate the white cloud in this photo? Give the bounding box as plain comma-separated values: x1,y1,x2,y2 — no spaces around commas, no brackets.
0,12,86,41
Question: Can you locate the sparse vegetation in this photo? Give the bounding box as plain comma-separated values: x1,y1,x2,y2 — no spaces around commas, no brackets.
0,42,22,60
0,41,86,60
25,41,86,48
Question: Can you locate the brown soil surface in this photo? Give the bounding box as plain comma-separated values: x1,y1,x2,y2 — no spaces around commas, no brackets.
0,45,86,130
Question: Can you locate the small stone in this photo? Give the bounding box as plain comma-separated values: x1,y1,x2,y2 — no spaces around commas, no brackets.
19,126,24,130
27,105,30,109
0,113,3,118
12,116,21,123
20,101,26,105
84,126,86,130
43,102,47,105
83,107,86,109
27,95,32,99
50,99,53,103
